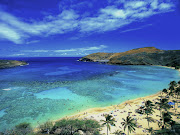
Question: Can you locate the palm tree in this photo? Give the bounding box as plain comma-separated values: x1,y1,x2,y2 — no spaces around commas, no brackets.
155,98,171,117
161,111,172,129
136,100,154,129
121,116,137,135
169,85,176,100
175,87,180,110
169,120,176,131
101,114,116,135
169,81,177,88
146,127,155,135
145,100,154,109
178,81,180,86
145,115,155,129
162,88,168,97
144,100,155,128
172,99,177,112
175,87,180,99
169,81,177,99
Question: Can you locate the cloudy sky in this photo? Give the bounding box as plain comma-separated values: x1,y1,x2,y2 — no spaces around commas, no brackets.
0,0,179,57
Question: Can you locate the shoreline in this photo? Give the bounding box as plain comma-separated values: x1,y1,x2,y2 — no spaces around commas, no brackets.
53,66,180,120
33,66,180,134
34,91,162,133
54,92,161,121
159,65,180,76
49,91,166,134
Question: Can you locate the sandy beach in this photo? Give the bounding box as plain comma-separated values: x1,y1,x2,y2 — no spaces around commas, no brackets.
51,67,180,135
32,66,180,134
53,91,178,134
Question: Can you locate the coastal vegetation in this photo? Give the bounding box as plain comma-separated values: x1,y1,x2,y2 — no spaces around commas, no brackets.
121,116,137,135
135,100,155,128
101,114,116,135
1,80,180,135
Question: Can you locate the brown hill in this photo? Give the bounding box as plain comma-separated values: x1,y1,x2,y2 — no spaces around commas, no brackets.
109,47,161,59
79,47,180,68
79,47,161,62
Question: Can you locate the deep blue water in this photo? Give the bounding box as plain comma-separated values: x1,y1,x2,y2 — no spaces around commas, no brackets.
0,57,179,131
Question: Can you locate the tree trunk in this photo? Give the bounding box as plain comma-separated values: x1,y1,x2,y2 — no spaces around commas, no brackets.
162,116,165,130
128,129,129,135
177,95,179,110
176,93,179,108
162,125,164,130
178,93,179,112
160,108,162,117
71,126,73,135
147,114,150,129
174,102,176,110
161,112,164,130
107,126,108,135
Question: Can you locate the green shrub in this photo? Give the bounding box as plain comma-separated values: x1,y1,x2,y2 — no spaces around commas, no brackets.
155,129,175,135
53,119,101,134
39,121,53,134
2,129,16,135
15,122,32,135
84,119,101,132
93,130,101,135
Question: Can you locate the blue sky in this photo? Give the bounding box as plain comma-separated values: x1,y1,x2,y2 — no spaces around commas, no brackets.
0,0,179,57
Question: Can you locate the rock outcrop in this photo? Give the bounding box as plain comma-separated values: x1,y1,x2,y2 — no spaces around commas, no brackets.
0,60,28,69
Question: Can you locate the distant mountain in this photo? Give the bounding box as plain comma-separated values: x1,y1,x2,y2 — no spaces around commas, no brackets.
79,47,180,68
0,60,27,69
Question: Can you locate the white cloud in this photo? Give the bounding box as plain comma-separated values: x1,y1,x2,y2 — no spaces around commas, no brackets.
132,10,154,18
151,0,159,9
159,3,174,10
59,10,79,20
54,49,76,52
9,53,25,56
0,0,176,44
79,45,107,51
100,6,127,19
125,1,147,9
120,24,153,33
79,14,130,32
0,9,79,43
26,40,40,44
79,1,175,33
0,23,24,44
23,45,107,53
24,50,49,53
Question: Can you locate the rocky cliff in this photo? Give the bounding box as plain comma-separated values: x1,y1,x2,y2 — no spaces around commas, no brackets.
79,47,180,68
0,60,27,69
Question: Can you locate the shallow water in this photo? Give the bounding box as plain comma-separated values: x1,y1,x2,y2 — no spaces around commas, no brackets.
0,57,179,131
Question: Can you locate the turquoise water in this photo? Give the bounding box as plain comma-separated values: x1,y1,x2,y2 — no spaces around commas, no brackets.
0,57,179,132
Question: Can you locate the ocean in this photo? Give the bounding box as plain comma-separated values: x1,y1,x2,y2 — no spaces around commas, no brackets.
0,57,179,131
